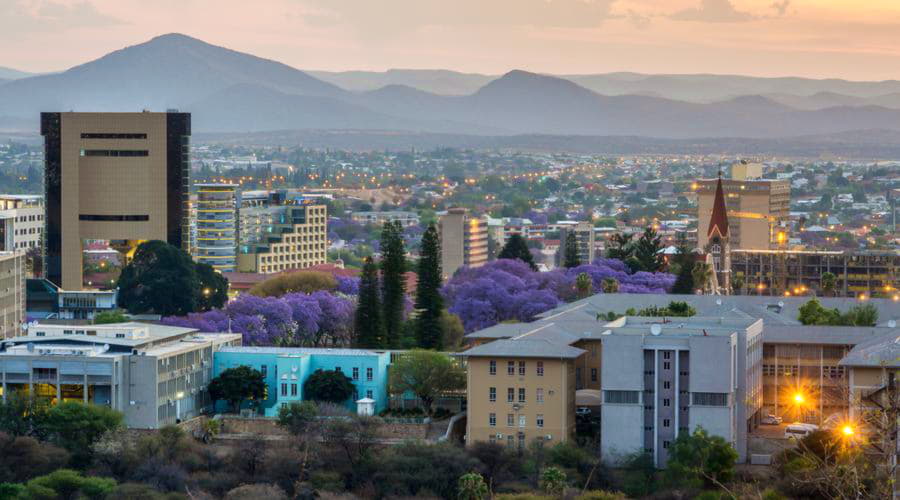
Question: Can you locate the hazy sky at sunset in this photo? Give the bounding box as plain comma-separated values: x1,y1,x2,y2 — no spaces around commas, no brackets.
3,0,900,80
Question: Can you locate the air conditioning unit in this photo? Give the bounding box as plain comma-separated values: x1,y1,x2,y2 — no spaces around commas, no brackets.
495,433,503,439
545,434,553,440
167,399,173,405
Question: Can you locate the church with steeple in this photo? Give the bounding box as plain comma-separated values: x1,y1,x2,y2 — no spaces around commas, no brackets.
706,172,731,295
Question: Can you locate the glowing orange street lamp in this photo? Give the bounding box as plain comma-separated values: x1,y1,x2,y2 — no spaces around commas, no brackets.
793,392,805,405
841,425,854,437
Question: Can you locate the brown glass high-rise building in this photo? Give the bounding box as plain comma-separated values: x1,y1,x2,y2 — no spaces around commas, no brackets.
41,111,191,290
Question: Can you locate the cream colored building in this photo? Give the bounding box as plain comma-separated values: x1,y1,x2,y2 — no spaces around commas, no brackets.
696,178,789,250
460,340,581,450
40,112,191,290
0,252,25,339
0,195,44,253
237,202,327,274
731,161,763,181
439,208,488,279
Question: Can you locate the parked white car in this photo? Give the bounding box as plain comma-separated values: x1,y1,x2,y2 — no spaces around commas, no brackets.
784,423,819,440
761,414,783,425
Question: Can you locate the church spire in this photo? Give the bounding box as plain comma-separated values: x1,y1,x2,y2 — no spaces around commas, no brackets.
707,171,729,239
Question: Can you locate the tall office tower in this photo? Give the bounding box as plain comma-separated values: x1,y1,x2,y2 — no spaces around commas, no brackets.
555,221,595,267
696,177,789,250
0,195,44,252
439,207,488,279
41,112,191,290
237,194,327,274
0,252,24,339
194,183,238,272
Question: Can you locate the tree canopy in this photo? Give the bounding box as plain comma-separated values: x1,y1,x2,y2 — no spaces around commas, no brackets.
664,426,738,488
498,233,537,271
208,366,267,413
43,402,123,464
798,299,878,326
117,240,228,316
303,369,356,404
380,221,407,348
388,350,465,415
355,256,385,348
249,271,337,297
563,232,581,269
415,224,445,349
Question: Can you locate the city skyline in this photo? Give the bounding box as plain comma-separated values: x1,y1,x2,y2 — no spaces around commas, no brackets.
3,0,900,80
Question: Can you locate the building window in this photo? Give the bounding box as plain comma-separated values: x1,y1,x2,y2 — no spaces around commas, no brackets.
536,361,544,376
489,360,496,375
692,392,729,406
366,367,373,381
291,384,297,396
366,390,373,399
663,361,671,370
663,381,671,390
663,418,670,428
507,388,514,402
663,398,670,407
335,367,342,373
604,390,640,404
508,361,515,375
507,414,514,427
519,415,526,428
281,383,287,397
590,368,598,382
260,365,268,377
663,351,671,360
352,367,359,381
489,413,496,427
518,433,525,450
489,435,496,444
518,388,526,403
508,435,514,448
536,388,544,403
536,414,544,428
663,440,670,449
489,387,496,402
518,361,526,376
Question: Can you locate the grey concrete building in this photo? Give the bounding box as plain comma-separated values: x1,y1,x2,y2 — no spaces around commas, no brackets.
0,322,241,428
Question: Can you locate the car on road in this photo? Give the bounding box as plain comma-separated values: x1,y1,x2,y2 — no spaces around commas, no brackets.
761,414,783,425
785,423,819,440
576,407,592,418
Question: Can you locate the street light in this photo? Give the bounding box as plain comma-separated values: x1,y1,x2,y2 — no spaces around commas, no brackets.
793,392,805,405
841,425,854,437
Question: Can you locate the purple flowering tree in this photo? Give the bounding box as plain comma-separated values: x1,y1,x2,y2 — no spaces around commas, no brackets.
443,257,675,332
162,290,355,347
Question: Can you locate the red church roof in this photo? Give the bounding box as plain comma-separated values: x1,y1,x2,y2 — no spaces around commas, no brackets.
707,174,729,239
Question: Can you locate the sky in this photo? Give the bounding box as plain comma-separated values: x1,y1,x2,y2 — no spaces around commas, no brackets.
3,0,900,80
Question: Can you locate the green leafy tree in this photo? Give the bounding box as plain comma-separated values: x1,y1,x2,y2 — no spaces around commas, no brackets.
43,402,123,464
620,452,657,498
441,310,466,351
277,401,319,435
24,469,116,500
249,271,336,297
92,310,128,325
633,227,665,272
303,369,356,404
692,262,712,294
208,365,266,413
389,349,465,415
605,233,634,261
0,433,69,483
665,426,738,488
0,393,51,438
820,272,837,297
498,233,537,271
731,275,744,295
415,224,445,349
381,221,407,348
457,472,489,500
601,278,618,294
575,272,593,299
116,240,198,316
195,262,229,311
563,232,581,269
540,466,568,496
355,257,385,348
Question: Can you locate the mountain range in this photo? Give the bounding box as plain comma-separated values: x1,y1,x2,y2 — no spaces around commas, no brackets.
3,33,900,140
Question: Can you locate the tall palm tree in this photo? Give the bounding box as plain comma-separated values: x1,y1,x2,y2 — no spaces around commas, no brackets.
575,272,593,299
692,262,712,295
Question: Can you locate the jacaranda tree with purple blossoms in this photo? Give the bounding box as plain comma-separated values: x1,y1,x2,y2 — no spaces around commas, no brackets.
162,290,354,347
443,258,675,332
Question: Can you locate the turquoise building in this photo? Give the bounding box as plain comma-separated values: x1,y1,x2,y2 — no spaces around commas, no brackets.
213,347,391,417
